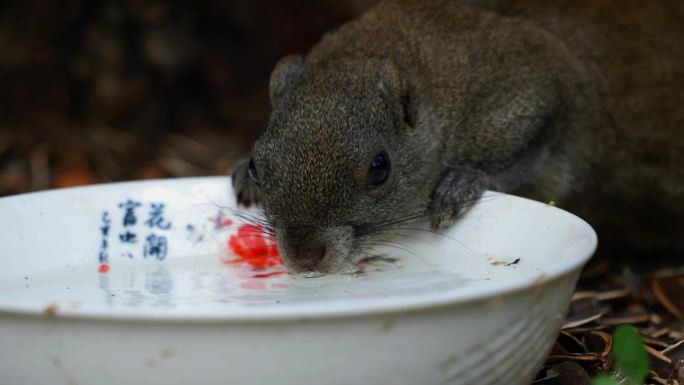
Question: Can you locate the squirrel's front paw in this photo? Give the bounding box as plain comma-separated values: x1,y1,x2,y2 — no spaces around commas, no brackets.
230,158,262,207
429,167,488,230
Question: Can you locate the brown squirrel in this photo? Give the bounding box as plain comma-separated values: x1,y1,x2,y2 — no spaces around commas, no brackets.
231,0,684,273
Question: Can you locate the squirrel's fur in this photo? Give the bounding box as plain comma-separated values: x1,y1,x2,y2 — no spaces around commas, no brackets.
232,0,684,272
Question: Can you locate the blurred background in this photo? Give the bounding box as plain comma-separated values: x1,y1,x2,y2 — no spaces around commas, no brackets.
0,0,377,196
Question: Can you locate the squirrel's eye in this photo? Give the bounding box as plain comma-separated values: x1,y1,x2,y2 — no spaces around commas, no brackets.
248,158,260,185
367,153,390,187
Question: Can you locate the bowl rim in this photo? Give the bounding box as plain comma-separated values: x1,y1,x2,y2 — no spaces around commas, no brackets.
0,177,597,322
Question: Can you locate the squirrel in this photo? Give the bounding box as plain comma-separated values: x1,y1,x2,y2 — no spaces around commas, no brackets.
231,0,684,273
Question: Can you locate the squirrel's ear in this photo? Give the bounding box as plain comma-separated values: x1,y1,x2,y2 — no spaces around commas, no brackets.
377,60,402,96
378,60,416,129
269,55,304,104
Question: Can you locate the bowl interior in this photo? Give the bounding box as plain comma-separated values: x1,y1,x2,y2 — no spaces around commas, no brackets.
0,177,596,320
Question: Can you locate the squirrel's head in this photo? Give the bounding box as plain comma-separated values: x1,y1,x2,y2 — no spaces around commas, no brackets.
250,56,439,273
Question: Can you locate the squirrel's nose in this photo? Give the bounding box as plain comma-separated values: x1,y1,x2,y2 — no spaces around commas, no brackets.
288,243,327,271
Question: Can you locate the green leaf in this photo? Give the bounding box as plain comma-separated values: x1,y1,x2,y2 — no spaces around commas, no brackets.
613,324,649,384
591,374,620,385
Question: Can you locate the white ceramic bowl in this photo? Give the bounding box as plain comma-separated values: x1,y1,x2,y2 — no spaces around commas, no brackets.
0,177,596,385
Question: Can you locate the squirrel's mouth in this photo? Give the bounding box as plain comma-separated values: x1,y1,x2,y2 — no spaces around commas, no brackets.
280,251,358,275
274,224,358,274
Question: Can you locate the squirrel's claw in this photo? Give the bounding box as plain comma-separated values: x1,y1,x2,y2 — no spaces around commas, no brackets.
230,158,262,207
429,167,488,230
